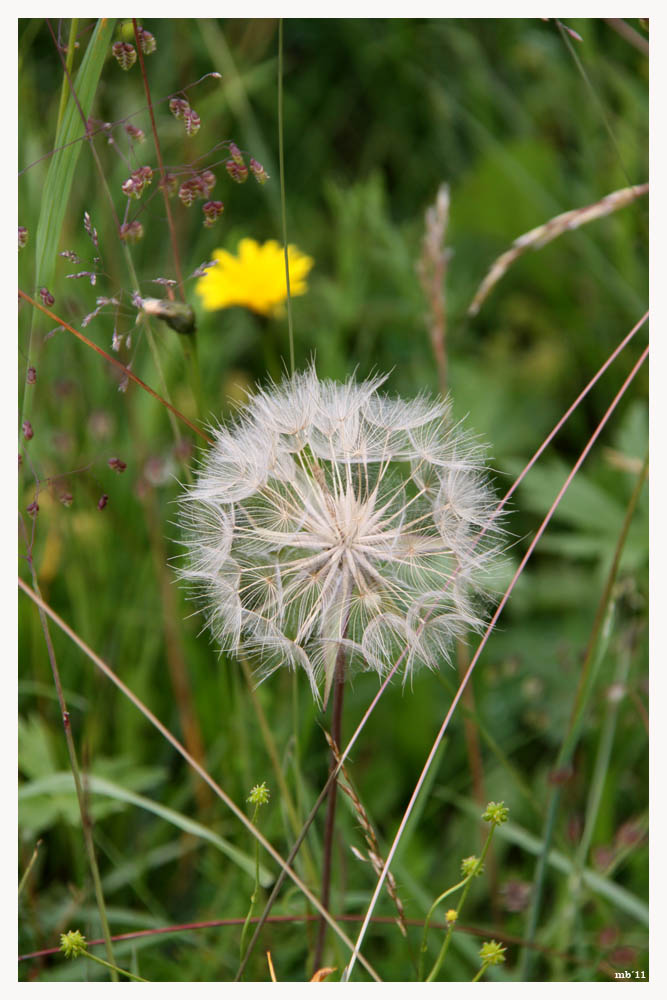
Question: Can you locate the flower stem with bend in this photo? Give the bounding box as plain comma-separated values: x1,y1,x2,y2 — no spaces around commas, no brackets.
424,835,494,982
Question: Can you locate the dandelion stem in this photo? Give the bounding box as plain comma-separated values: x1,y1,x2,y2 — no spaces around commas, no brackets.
313,642,347,975
235,319,646,978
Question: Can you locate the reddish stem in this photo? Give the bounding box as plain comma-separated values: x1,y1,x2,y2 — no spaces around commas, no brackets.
312,646,347,974
132,19,185,299
18,290,210,444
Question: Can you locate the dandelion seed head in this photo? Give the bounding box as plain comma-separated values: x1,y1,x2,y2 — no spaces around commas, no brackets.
179,367,503,706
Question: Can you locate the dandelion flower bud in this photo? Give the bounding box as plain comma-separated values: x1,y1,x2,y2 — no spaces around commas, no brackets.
179,368,503,707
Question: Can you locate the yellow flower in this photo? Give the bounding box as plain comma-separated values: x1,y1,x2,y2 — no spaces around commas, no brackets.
195,238,314,317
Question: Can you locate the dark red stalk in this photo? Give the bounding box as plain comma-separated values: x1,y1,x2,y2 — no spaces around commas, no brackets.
236,315,648,979
132,19,185,299
312,645,347,974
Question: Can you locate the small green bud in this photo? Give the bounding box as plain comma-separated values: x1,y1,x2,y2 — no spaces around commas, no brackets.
482,801,509,826
247,782,270,806
461,855,483,878
478,940,506,966
60,929,87,959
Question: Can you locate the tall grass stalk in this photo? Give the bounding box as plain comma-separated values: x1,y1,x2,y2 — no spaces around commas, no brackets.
235,314,646,978
17,578,382,983
519,449,650,979
55,20,79,133
19,22,647,981
278,19,295,373
342,344,648,981
22,564,118,980
132,18,185,298
22,18,114,427
130,17,204,421
40,23,194,454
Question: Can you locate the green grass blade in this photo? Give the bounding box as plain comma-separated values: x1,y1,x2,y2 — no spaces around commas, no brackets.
19,772,274,887
498,820,648,927
34,18,116,292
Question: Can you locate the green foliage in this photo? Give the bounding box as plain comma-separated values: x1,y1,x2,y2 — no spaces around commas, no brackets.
18,17,648,983
34,19,116,293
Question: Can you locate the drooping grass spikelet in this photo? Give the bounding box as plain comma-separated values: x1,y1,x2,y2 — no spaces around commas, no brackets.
468,182,649,316
325,732,407,936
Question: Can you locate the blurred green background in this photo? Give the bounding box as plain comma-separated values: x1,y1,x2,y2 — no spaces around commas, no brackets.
18,18,648,982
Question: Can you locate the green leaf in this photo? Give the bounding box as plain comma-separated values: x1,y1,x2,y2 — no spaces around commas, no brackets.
18,714,57,779
508,457,625,536
34,18,116,292
19,759,166,834
19,772,273,887
613,400,648,462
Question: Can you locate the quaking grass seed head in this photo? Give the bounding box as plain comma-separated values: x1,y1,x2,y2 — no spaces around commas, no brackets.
178,367,504,707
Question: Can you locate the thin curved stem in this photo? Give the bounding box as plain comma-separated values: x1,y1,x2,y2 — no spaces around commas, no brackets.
278,19,295,373
133,18,185,299
25,566,117,980
342,345,648,981
18,291,211,445
519,448,650,979
17,578,381,984
234,314,647,978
